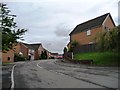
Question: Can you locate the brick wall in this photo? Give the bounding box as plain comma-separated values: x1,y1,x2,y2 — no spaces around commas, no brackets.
14,43,28,59
71,26,103,45
2,50,14,62
20,43,28,59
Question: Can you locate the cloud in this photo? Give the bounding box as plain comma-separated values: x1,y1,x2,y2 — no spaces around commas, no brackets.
54,23,72,37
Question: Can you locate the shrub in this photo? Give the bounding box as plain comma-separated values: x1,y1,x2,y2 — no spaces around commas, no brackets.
14,54,26,62
95,25,120,52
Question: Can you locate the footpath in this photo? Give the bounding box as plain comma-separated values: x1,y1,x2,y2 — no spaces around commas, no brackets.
2,63,14,89
54,59,119,72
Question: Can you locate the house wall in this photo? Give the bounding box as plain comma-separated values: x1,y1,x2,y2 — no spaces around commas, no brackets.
70,26,103,45
20,43,28,59
14,43,28,59
38,45,44,55
38,45,45,59
13,44,20,54
2,50,14,62
70,15,115,46
102,15,115,29
34,50,39,60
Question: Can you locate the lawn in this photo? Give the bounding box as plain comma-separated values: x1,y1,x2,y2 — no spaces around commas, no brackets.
2,62,13,66
74,52,119,66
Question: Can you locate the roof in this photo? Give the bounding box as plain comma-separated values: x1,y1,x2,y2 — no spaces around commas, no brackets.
21,43,41,50
29,43,42,50
69,13,115,35
51,53,58,55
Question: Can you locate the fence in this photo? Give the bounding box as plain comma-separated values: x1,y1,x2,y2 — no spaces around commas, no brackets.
73,43,97,54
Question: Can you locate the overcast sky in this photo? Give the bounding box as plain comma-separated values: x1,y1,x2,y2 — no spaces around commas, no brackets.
3,0,119,53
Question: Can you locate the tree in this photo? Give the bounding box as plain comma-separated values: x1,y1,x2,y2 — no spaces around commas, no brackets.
44,50,48,59
63,47,67,53
69,40,79,52
95,25,120,52
40,50,47,59
0,3,27,51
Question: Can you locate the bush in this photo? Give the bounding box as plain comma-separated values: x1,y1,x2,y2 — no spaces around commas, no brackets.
95,25,120,52
40,51,47,59
14,54,26,62
49,57,55,59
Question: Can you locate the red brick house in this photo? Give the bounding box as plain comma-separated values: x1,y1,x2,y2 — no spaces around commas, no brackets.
2,42,46,62
2,49,14,63
25,43,45,60
15,42,45,60
13,42,29,59
68,13,115,52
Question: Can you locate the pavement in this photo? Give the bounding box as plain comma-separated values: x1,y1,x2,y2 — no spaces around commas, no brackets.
2,63,14,89
1,59,119,89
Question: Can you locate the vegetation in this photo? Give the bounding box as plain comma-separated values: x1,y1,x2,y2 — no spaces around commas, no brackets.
95,25,120,52
14,54,26,62
40,50,47,59
74,52,119,66
63,47,67,53
1,3,27,51
2,62,13,66
68,40,79,52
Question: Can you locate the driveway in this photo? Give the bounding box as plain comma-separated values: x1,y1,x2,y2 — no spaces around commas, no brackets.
12,60,118,89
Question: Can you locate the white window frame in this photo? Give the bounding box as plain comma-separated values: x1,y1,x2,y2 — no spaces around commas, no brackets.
86,29,91,36
104,26,110,32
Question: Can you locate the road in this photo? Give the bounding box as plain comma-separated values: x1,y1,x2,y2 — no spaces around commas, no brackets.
13,60,118,89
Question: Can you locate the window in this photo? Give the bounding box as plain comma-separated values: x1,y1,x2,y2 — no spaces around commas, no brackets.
87,29,91,36
7,57,10,61
104,26,110,32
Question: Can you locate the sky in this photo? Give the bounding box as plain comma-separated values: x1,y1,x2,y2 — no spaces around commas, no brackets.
3,0,119,54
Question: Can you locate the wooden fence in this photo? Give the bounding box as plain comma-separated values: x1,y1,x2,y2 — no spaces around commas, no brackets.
73,43,97,54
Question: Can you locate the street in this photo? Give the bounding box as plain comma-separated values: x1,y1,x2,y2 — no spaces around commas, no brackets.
13,60,118,89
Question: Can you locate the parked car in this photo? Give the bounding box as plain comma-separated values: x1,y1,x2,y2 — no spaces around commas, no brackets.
57,54,63,59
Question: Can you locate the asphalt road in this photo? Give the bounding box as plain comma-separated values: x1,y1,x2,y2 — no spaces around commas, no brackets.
13,60,118,89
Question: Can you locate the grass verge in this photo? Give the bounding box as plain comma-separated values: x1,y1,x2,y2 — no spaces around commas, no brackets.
2,62,13,66
74,52,119,66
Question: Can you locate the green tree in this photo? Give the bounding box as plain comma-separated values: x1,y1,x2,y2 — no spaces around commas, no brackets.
40,50,47,59
69,40,79,52
0,3,27,51
44,50,47,59
95,25,120,52
63,47,67,53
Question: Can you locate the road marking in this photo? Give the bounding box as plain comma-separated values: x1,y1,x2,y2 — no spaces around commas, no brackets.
11,64,16,89
37,63,43,69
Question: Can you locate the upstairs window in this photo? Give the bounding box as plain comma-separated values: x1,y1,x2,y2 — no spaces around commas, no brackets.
86,29,91,36
104,26,110,32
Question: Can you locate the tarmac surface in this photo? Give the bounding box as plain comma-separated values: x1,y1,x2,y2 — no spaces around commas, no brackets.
2,59,119,89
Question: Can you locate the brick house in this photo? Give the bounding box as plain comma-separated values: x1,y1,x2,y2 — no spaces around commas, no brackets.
2,49,14,63
15,42,45,60
68,13,115,53
24,43,45,60
13,42,29,59
2,42,46,62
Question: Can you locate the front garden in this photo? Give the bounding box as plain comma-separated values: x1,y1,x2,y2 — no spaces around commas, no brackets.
74,52,119,66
